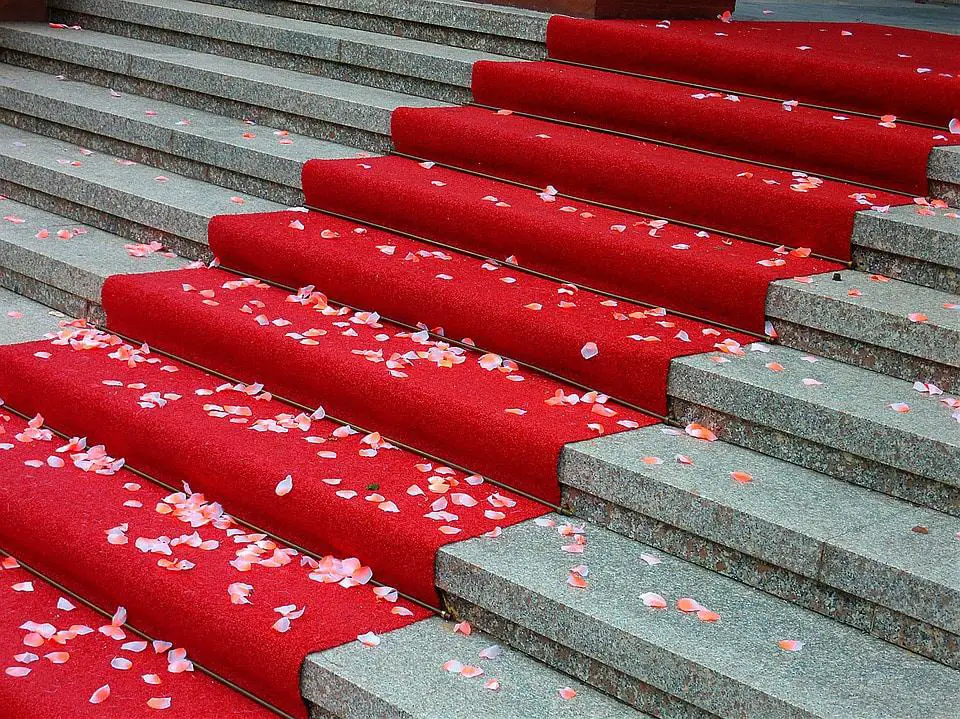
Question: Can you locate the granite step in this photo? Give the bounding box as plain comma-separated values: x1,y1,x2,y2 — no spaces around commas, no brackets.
852,203,960,295
560,424,960,667
188,0,548,59
0,22,445,153
767,269,960,393
304,616,646,719
437,515,960,719
0,123,280,259
49,0,512,104
0,62,365,206
0,195,187,321
668,343,960,517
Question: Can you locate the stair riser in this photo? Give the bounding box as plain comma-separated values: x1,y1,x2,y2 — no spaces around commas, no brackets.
0,107,303,206
49,8,474,105
929,147,960,207
0,46,393,153
185,0,547,59
853,245,959,296
769,317,957,394
668,399,960,517
0,265,104,326
561,484,958,668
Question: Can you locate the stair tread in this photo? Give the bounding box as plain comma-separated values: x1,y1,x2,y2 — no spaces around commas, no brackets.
303,616,644,718
0,61,362,190
670,343,960,486
0,287,65,343
438,515,960,719
0,22,446,135
56,0,512,86
0,123,282,243
767,268,960,367
563,424,960,634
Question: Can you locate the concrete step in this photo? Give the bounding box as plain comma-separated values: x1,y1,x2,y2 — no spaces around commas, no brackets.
0,62,363,206
767,269,960,393
560,424,960,667
852,203,960,295
437,515,960,719
49,0,512,104
0,195,186,321
0,123,280,259
304,616,646,719
0,22,444,153
668,343,960,517
188,0,548,59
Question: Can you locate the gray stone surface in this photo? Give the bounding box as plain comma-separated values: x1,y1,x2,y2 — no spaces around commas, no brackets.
0,23,445,141
735,0,960,33
0,195,185,312
438,516,960,719
51,0,514,103
0,286,65,345
767,269,960,390
188,0,546,59
0,124,281,247
561,426,960,636
668,344,960,490
930,145,960,207
0,62,362,195
852,205,960,294
303,617,644,719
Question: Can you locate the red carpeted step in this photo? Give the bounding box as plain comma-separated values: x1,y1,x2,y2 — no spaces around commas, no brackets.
471,60,959,195
31,273,649,504
0,326,543,604
209,210,750,414
0,412,428,718
389,105,905,261
547,18,960,127
0,557,276,719
301,155,840,333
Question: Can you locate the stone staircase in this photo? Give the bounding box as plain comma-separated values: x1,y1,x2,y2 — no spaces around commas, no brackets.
0,2,958,718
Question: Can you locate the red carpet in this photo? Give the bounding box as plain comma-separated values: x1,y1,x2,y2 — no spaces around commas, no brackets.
0,558,276,718
209,210,749,414
389,105,904,261
471,60,959,195
0,412,428,718
301,155,840,333
95,269,652,504
0,327,543,604
547,18,960,127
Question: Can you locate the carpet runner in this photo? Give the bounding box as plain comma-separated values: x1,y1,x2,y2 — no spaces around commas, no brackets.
471,60,959,195
209,210,749,414
301,156,839,334
1,557,277,718
3,11,957,717
546,18,960,126
0,412,429,717
92,268,651,504
388,105,905,261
